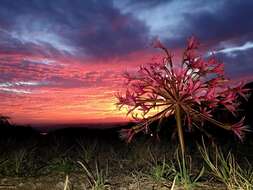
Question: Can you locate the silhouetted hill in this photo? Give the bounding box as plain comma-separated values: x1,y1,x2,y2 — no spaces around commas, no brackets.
0,124,39,141
46,126,122,140
33,122,133,133
0,119,136,144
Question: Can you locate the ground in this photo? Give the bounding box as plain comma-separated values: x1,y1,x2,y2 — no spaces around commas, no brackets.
0,126,252,190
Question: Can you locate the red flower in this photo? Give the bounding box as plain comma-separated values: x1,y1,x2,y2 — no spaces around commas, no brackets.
231,117,249,141
116,36,249,142
200,107,212,118
233,82,250,100
211,63,224,75
205,88,216,101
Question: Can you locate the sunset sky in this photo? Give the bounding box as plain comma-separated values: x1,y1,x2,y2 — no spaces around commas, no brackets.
0,0,253,125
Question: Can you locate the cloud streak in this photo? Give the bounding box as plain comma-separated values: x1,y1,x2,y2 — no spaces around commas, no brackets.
214,41,253,55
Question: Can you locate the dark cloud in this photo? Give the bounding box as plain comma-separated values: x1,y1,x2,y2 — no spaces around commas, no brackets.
0,0,252,80
0,0,150,58
217,48,253,78
0,29,69,58
72,10,149,57
173,0,253,79
190,1,252,39
163,0,253,47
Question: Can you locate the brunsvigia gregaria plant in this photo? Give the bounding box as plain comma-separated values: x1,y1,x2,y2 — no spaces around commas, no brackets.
116,37,249,156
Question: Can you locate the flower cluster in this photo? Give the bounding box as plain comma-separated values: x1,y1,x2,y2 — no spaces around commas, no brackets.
116,37,250,142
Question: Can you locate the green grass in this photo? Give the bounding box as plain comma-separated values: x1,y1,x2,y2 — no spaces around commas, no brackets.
199,140,253,190
48,157,74,174
171,149,205,190
77,160,110,190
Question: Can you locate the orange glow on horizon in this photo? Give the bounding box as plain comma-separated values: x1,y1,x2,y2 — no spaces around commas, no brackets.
1,48,252,126
0,50,157,125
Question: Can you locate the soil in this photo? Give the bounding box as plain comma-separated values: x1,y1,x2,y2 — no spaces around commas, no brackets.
0,172,226,190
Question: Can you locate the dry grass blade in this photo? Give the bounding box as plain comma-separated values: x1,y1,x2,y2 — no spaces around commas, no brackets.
77,160,110,190
77,161,96,187
63,175,69,190
198,139,253,190
170,175,177,190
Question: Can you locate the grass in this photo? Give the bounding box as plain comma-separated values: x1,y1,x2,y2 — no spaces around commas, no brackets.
48,157,74,174
148,158,172,183
77,160,110,190
172,149,205,190
131,146,206,189
0,127,253,189
63,175,70,190
199,140,253,190
13,148,27,176
76,138,98,163
144,149,174,187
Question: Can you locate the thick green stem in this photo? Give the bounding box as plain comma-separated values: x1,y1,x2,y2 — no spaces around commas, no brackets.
175,104,185,157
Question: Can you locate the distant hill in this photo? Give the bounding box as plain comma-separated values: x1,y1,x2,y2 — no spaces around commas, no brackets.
32,122,134,133
0,118,135,143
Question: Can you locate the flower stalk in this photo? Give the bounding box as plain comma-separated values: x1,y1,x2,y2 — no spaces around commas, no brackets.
175,104,185,156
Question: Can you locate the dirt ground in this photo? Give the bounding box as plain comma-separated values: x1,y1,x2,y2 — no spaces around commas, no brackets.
0,172,227,190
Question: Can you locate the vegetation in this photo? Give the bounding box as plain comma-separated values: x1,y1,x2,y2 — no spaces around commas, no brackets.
0,123,252,189
199,140,253,190
116,37,249,157
114,37,251,190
